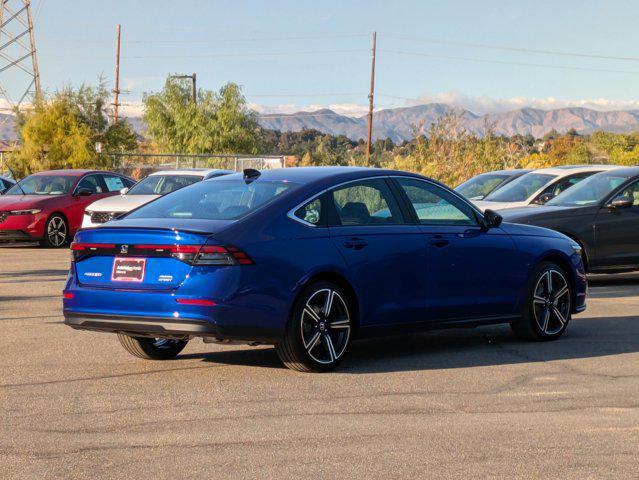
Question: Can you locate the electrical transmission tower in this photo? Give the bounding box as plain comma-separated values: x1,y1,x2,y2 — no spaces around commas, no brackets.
0,0,41,118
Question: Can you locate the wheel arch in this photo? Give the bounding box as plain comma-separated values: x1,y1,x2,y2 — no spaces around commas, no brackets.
558,231,589,271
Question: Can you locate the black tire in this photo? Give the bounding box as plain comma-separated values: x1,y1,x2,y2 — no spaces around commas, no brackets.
117,333,188,360
275,281,354,372
511,261,572,341
39,214,68,248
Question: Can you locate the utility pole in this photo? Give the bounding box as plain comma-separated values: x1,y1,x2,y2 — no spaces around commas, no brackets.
365,31,376,164
169,73,197,105
0,0,41,115
113,24,121,125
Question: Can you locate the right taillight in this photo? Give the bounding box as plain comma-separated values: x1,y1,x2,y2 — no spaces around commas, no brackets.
134,244,253,266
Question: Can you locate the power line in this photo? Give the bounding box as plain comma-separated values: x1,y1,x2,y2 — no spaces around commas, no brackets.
383,49,639,75
122,49,367,60
384,33,639,63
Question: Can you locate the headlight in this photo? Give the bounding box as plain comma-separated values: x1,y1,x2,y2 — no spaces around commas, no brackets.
9,209,42,215
84,210,92,216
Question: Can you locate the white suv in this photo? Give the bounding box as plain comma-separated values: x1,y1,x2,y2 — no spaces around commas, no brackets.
82,169,233,228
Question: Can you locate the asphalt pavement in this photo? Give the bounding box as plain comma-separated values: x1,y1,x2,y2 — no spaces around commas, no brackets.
1,245,638,479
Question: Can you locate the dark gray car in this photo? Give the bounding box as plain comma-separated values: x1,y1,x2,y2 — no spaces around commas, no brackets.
500,167,639,273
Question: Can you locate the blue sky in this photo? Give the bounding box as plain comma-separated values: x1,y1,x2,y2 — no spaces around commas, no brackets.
5,0,639,115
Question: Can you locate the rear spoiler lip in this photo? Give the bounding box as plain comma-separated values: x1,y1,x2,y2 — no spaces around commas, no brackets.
76,225,218,236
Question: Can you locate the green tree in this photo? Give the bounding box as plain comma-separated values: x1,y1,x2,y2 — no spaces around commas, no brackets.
143,78,259,154
12,83,137,176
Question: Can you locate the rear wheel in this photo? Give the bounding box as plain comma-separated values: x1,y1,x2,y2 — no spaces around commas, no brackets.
40,214,68,248
117,333,188,360
511,262,572,341
275,281,353,372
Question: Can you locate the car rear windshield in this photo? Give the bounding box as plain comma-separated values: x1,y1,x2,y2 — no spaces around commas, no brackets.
128,175,203,195
483,173,556,203
5,175,75,195
547,172,632,206
455,173,510,200
125,179,300,220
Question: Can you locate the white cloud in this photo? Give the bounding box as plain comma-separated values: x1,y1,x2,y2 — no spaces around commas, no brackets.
405,91,639,114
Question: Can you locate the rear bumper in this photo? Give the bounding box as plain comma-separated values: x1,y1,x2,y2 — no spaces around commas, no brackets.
64,312,220,338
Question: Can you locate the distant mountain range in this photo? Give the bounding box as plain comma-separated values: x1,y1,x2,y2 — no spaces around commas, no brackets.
258,104,639,142
4,104,639,144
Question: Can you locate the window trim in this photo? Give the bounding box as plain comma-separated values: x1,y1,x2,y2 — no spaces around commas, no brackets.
602,176,639,208
287,174,484,228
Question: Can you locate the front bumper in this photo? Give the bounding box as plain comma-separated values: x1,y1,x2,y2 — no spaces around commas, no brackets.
0,229,37,242
0,213,46,241
64,312,220,338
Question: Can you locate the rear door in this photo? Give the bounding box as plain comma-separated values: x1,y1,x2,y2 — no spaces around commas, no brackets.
593,179,639,269
393,177,523,322
327,178,429,327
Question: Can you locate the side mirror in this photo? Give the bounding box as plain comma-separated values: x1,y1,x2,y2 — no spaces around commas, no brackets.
536,193,555,204
482,209,503,230
119,187,129,195
75,188,93,197
606,195,633,209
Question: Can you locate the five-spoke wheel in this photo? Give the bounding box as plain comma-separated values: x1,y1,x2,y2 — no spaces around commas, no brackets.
40,214,68,248
512,262,572,341
276,281,353,372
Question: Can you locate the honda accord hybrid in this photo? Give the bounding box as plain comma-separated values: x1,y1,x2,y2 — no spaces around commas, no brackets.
63,167,587,372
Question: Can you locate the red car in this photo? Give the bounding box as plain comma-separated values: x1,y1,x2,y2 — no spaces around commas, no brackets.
0,169,135,247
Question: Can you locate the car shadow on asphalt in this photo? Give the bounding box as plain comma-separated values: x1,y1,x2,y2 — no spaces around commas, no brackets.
178,314,639,374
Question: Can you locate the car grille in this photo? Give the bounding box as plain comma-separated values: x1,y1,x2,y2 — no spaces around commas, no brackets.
90,211,124,224
0,211,7,224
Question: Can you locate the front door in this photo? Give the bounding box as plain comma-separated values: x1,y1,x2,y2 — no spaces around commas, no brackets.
594,180,639,269
393,177,525,322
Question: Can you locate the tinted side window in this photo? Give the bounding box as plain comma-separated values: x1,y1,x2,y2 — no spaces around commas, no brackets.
544,172,594,197
76,174,104,194
294,197,323,225
102,174,127,192
397,178,477,226
330,179,402,226
619,180,639,206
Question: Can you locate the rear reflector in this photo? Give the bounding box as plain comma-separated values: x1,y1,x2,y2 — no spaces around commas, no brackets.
175,298,216,306
63,292,74,299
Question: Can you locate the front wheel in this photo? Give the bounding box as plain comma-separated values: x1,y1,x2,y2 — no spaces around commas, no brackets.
511,262,572,341
117,334,188,360
40,214,68,247
275,282,354,372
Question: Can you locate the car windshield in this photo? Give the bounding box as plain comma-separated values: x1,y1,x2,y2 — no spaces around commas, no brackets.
5,175,75,195
455,173,511,200
483,173,556,202
128,175,203,195
547,172,632,207
126,179,300,220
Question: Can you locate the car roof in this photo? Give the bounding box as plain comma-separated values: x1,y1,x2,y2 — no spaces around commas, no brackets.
476,168,532,176
30,169,113,176
592,166,639,177
530,164,621,176
218,166,409,185
149,168,234,177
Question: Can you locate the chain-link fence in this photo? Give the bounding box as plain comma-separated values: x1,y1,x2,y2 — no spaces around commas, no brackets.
0,152,288,180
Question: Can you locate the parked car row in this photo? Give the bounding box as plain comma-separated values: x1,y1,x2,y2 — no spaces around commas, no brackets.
456,164,639,273
0,168,232,246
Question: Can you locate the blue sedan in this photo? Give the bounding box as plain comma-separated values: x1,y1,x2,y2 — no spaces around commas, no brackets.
63,167,587,372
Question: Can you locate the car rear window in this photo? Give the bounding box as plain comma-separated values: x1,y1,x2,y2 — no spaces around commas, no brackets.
125,179,300,220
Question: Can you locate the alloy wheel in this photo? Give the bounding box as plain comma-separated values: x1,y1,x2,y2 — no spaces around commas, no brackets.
532,269,571,335
300,288,351,364
47,216,67,247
